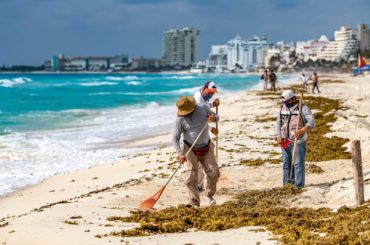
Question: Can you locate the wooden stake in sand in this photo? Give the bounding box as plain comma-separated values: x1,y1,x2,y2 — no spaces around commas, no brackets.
351,140,364,205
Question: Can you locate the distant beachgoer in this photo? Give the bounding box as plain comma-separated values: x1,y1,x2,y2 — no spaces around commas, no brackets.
276,90,315,188
269,70,277,92
311,72,320,93
300,73,308,92
260,69,269,91
173,96,219,207
193,81,219,193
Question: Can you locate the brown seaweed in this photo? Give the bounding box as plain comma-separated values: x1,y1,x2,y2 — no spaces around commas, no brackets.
105,185,370,244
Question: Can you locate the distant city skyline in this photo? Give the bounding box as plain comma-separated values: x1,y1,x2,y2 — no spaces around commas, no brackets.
0,0,369,65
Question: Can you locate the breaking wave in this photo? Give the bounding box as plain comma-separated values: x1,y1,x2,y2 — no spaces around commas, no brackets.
78,81,118,87
0,77,32,88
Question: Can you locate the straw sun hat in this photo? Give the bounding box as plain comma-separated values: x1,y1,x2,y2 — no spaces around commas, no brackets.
176,96,196,116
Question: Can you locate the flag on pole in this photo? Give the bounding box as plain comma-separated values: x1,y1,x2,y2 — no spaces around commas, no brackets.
358,55,367,68
353,55,369,76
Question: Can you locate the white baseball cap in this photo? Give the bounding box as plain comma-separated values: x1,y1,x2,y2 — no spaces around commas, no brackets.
203,81,217,93
281,90,296,101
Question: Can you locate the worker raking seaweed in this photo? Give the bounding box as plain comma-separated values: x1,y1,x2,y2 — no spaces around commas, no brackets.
173,96,219,207
276,90,315,188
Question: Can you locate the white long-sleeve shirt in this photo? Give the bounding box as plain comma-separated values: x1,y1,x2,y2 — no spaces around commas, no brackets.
194,88,213,108
194,88,216,131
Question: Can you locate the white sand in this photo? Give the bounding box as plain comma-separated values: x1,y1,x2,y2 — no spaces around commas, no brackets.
0,73,369,244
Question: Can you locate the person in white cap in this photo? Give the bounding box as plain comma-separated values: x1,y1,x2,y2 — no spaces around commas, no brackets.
193,81,220,108
275,90,315,188
193,81,220,193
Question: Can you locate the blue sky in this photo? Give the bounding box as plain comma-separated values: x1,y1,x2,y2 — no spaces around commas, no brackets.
0,0,369,65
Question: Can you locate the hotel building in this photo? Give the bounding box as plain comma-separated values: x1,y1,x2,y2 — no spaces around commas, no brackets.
69,57,88,71
162,27,200,67
51,54,68,71
205,45,228,72
131,56,162,70
207,35,271,71
243,36,271,71
354,24,370,51
296,35,330,62
320,26,358,61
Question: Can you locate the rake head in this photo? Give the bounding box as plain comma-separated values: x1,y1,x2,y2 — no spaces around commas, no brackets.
218,171,228,182
218,171,229,187
139,186,165,211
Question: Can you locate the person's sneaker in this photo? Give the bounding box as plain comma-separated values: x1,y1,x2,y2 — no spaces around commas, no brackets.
185,203,198,208
186,199,200,208
207,197,216,206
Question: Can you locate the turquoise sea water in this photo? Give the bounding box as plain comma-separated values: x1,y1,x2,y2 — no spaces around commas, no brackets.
0,73,268,195
0,73,262,133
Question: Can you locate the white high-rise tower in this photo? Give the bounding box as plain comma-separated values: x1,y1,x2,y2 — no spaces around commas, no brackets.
163,27,200,67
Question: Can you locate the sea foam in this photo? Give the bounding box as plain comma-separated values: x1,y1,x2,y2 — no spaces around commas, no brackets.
0,103,175,196
116,86,199,96
106,75,139,81
79,81,118,86
125,81,143,86
0,77,31,88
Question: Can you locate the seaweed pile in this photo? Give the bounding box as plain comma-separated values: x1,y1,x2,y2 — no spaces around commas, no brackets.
306,164,325,174
240,158,280,166
303,95,351,161
255,116,276,123
106,185,370,244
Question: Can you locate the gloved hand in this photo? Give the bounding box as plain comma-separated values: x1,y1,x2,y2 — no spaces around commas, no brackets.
277,137,283,144
294,127,306,139
208,115,216,123
213,98,220,107
211,127,219,135
178,154,186,163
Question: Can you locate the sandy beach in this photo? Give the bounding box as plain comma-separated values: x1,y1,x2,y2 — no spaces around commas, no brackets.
1,73,370,244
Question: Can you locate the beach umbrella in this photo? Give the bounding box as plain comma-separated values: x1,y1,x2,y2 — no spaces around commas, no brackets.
140,123,209,211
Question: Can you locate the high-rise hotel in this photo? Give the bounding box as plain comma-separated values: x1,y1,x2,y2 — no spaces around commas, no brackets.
162,27,200,67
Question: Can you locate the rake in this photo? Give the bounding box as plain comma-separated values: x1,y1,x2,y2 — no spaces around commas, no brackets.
139,123,209,211
287,91,304,184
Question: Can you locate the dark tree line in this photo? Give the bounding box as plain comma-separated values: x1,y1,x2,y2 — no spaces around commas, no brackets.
0,65,45,72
